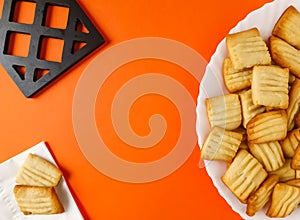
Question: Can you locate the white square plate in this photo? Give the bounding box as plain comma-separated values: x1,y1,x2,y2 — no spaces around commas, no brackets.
0,142,84,220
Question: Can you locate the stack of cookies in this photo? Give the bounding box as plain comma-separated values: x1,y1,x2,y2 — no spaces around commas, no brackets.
201,6,300,218
13,153,64,215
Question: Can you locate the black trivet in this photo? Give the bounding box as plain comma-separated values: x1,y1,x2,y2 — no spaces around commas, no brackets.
0,0,105,97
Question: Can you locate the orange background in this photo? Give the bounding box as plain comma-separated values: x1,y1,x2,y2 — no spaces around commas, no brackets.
0,0,273,219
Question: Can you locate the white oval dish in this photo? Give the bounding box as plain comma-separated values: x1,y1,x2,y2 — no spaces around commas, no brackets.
196,0,300,219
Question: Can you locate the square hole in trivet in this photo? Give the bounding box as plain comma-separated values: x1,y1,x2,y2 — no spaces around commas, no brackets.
38,36,64,63
11,1,36,24
0,0,105,97
44,4,69,29
4,31,31,57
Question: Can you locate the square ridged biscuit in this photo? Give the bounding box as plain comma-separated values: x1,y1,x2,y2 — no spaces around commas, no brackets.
267,183,300,218
200,126,242,162
252,65,289,109
239,89,265,128
222,149,268,203
286,79,300,131
249,141,285,172
226,28,271,71
222,58,252,92
273,6,300,49
269,159,295,182
14,185,64,215
280,128,300,158
270,36,300,78
247,110,287,144
16,153,62,187
206,94,242,130
246,174,279,216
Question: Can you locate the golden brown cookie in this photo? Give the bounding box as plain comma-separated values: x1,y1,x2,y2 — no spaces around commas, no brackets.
269,159,295,182
226,28,271,70
267,183,300,218
246,174,279,216
14,185,64,215
273,6,300,49
247,110,287,144
280,128,300,158
270,35,300,78
16,153,62,187
200,126,242,162
249,141,285,172
206,94,242,130
222,58,252,92
251,65,289,109
286,79,300,131
222,149,268,203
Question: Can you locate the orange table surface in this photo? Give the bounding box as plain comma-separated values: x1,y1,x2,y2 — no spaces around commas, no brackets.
0,0,273,219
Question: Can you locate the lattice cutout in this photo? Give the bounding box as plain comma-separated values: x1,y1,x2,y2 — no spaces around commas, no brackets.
0,0,105,97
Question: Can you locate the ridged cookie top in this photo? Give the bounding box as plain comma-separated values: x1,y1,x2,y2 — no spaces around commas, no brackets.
206,94,242,130
222,58,252,93
16,153,62,187
267,183,300,218
269,159,296,182
273,6,300,49
201,126,242,162
226,28,271,70
286,79,300,131
270,36,300,78
247,110,287,144
280,128,300,157
249,141,285,172
251,65,289,109
13,185,64,215
246,174,279,217
222,149,267,203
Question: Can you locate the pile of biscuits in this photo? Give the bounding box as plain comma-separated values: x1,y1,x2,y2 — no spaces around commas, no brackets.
201,6,300,218
13,153,64,215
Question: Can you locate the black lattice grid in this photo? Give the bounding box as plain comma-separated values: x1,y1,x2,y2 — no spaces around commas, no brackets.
0,0,105,97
